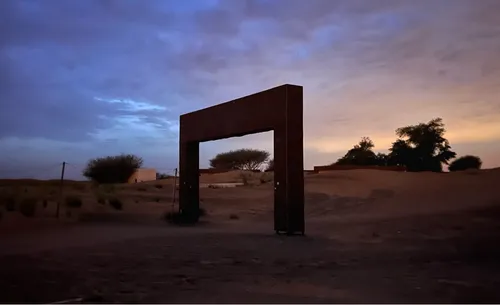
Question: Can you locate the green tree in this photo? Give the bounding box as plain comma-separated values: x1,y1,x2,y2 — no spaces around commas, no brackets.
334,137,379,166
209,148,270,171
83,154,143,184
448,155,482,172
388,118,456,172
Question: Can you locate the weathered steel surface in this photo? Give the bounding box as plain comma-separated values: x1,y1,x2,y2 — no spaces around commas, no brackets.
179,84,305,234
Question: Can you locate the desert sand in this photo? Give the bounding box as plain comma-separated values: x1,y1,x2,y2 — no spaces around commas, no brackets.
1,169,500,303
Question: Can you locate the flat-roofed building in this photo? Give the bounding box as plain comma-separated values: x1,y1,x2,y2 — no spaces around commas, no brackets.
128,168,157,183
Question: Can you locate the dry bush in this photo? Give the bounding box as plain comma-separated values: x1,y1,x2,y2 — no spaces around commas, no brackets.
239,172,250,185
83,154,143,183
19,198,37,217
65,195,83,208
259,172,273,184
449,155,482,172
72,184,87,191
3,196,17,212
164,207,206,225
100,184,116,194
97,196,106,205
109,198,123,210
0,179,84,188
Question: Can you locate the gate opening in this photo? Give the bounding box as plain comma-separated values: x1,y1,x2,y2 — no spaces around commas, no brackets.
178,84,305,235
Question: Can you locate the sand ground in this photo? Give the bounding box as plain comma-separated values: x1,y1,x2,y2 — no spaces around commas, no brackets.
1,169,500,303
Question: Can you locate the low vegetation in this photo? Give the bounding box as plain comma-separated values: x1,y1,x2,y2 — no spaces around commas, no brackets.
19,198,37,217
164,207,207,225
448,155,482,172
240,172,250,185
108,198,123,210
4,196,17,212
97,196,106,205
72,184,87,191
65,195,83,208
259,172,273,184
156,172,171,180
100,184,116,194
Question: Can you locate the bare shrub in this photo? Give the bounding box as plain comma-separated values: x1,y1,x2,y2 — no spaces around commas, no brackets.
449,155,482,172
65,196,83,208
240,172,250,185
101,184,116,194
3,196,16,212
109,198,123,210
19,198,37,217
163,207,206,225
72,184,87,191
259,172,273,184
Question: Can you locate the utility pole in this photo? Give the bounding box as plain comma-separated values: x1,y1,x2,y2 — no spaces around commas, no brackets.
56,161,66,219
172,168,178,212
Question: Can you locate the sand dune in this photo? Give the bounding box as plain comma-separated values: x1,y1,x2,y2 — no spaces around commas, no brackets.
1,169,500,303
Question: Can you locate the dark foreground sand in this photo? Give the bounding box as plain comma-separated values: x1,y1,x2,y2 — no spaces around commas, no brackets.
2,169,500,303
1,204,500,303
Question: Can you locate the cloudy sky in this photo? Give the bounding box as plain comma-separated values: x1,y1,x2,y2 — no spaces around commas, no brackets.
1,0,500,179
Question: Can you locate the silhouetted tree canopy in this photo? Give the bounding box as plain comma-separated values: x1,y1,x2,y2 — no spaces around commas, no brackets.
334,137,385,166
388,118,456,172
83,154,143,184
448,155,482,172
210,149,270,171
375,152,390,166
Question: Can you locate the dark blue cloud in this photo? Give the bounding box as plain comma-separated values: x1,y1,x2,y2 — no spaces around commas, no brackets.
1,0,500,178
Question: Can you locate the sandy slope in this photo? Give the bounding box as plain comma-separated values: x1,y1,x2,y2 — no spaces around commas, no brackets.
1,169,500,303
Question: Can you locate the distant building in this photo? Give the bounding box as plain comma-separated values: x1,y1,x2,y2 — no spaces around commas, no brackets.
128,168,157,183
